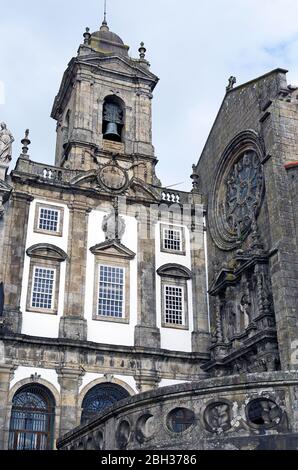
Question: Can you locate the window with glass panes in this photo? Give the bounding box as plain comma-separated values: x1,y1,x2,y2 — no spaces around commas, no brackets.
164,285,184,325
97,265,125,318
38,207,59,233
31,267,55,310
163,227,182,252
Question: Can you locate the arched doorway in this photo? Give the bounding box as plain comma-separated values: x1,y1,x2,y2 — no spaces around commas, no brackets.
81,382,130,425
8,384,55,450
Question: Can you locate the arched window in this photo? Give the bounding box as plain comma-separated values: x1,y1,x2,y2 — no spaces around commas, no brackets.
8,384,55,450
81,383,130,425
102,96,124,142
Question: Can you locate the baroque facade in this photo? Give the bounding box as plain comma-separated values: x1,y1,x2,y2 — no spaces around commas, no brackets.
0,18,298,451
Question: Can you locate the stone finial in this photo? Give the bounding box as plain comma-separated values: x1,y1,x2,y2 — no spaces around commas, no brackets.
83,27,91,45
0,122,14,164
138,42,147,60
191,164,200,193
226,76,236,92
20,129,31,157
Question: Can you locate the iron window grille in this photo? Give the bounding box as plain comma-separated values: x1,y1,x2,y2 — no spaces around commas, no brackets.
8,385,55,450
81,383,130,425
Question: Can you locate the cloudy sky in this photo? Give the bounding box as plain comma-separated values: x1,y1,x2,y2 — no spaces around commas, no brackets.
1,0,298,191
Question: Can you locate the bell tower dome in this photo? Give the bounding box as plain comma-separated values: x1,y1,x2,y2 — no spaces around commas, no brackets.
51,16,159,183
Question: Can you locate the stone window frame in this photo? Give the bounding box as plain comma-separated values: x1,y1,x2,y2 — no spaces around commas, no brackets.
34,202,64,237
26,244,68,316
157,264,192,331
160,223,186,256
26,259,60,316
92,256,130,325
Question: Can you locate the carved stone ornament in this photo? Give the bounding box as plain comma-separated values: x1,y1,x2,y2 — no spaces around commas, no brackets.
102,212,126,241
0,122,14,164
204,402,232,434
98,163,127,191
209,131,265,250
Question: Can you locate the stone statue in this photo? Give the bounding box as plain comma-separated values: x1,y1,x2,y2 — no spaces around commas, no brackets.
0,122,14,164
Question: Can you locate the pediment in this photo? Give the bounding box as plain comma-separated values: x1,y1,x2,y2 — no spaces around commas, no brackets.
209,268,236,295
26,244,68,262
0,179,12,192
83,55,158,82
127,179,160,201
90,240,135,260
157,264,192,280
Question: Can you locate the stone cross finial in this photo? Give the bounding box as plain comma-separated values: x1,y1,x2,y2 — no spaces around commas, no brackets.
226,76,236,92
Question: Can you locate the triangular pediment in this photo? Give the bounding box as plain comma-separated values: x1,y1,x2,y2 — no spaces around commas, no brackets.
209,268,236,295
90,240,135,259
127,179,160,202
0,179,12,192
82,55,158,81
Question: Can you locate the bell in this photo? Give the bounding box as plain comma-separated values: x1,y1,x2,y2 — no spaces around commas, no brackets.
104,122,121,142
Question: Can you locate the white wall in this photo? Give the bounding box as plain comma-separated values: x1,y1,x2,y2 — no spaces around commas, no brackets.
10,366,60,392
85,209,138,346
20,199,69,338
155,222,193,352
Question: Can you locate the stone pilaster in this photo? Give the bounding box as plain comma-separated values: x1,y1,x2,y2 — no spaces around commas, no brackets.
59,200,90,341
2,192,33,334
0,363,15,450
190,197,210,353
57,368,84,437
134,213,160,349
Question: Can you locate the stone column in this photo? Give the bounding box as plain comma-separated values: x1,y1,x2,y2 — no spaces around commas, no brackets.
57,368,84,437
0,363,14,450
59,200,90,341
2,192,33,334
134,209,160,349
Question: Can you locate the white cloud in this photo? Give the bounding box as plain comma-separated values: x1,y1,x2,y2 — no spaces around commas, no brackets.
1,0,298,190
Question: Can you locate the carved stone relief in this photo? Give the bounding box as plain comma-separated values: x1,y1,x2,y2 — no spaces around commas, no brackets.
204,402,232,434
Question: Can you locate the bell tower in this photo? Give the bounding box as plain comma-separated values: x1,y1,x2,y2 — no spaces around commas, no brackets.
51,16,159,183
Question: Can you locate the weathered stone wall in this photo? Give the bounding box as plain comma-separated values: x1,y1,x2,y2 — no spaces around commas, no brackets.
196,69,298,371
57,372,298,450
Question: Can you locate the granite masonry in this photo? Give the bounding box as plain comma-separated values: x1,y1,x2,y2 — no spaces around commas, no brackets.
0,18,298,451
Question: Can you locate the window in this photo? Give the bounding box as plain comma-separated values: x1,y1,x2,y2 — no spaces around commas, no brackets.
97,265,125,318
34,203,64,236
38,207,59,232
164,285,184,325
157,264,191,330
31,267,55,310
8,384,55,450
163,228,182,252
160,224,185,255
81,383,130,425
90,240,135,324
26,243,68,315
